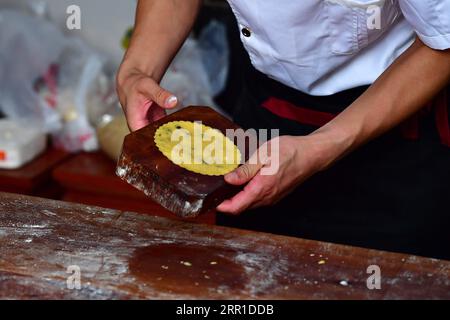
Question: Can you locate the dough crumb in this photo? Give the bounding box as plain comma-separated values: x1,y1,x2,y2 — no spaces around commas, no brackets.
339,280,349,287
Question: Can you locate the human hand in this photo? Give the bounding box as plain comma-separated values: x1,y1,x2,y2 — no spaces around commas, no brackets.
217,135,331,214
116,65,178,131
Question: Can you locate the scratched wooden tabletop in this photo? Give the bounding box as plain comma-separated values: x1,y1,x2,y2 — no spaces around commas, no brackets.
0,192,449,300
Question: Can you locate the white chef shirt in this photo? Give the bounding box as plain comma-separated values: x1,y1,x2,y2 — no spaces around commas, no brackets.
226,0,450,96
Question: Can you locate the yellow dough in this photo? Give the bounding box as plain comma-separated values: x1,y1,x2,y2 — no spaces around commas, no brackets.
154,121,241,176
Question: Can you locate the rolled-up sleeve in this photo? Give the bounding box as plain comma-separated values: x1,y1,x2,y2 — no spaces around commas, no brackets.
399,0,450,50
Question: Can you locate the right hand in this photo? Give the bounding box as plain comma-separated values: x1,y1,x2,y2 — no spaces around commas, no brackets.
116,66,178,132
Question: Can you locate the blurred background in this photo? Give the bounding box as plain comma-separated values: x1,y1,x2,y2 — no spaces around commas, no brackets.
0,0,248,224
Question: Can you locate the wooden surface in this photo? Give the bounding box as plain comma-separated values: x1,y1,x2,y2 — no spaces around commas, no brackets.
52,152,215,225
53,152,151,199
117,106,244,218
0,148,69,197
0,192,449,300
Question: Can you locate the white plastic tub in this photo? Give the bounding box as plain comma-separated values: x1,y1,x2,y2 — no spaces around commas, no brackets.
0,119,47,169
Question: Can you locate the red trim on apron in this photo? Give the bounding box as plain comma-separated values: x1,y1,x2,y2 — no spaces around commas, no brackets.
262,90,450,148
262,97,336,127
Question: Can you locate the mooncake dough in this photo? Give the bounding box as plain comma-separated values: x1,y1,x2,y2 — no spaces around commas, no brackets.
154,121,241,176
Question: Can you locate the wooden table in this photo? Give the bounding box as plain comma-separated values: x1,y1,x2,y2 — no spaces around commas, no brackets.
0,192,449,300
52,152,215,225
0,148,69,198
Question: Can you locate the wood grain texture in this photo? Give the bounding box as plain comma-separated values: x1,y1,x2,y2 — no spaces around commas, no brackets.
52,152,215,224
117,106,245,218
0,148,69,196
61,191,215,225
53,152,149,200
0,192,449,300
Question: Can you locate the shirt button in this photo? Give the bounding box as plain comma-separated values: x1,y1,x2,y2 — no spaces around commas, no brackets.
241,27,251,38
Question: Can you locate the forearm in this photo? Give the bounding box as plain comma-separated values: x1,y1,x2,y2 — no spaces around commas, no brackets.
311,39,450,169
120,0,201,82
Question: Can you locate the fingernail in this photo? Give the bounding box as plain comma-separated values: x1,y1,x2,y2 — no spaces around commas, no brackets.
226,172,238,182
165,96,178,108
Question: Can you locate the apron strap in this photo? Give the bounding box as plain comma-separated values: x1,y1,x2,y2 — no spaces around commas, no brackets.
262,97,336,127
262,90,450,148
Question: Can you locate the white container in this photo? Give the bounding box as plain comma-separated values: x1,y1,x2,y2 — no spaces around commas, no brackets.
0,119,47,169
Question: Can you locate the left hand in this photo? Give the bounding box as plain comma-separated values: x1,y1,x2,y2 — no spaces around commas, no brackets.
217,135,330,214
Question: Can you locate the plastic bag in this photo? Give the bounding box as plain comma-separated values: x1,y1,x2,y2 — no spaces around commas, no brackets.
161,38,215,112
51,38,106,152
0,9,108,152
198,20,229,97
0,10,66,132
161,20,229,115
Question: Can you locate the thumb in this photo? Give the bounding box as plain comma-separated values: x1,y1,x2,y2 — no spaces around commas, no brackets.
138,77,178,109
225,162,263,185
225,144,272,185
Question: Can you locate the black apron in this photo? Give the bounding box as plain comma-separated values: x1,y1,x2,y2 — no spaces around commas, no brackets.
217,63,450,260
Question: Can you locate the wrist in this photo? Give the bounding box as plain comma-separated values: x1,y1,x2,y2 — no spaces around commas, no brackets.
120,56,156,77
305,124,358,171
